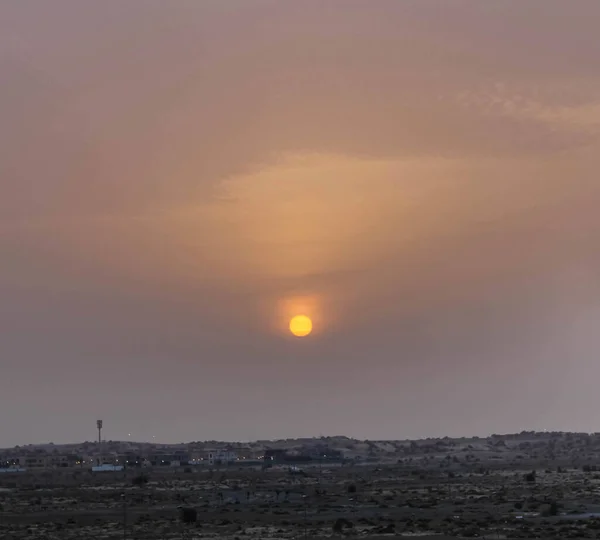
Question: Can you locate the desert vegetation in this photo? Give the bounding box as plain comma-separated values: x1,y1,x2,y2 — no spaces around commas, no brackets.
2,432,600,539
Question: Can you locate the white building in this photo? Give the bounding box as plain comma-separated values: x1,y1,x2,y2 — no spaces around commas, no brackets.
92,464,124,472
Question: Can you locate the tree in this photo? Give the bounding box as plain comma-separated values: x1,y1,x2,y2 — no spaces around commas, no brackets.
180,507,198,523
524,470,536,483
333,518,353,534
132,473,149,487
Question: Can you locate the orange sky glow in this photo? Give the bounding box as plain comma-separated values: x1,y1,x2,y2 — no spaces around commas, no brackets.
1,0,600,445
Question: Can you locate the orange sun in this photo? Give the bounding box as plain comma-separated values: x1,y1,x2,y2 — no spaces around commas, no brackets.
289,315,313,337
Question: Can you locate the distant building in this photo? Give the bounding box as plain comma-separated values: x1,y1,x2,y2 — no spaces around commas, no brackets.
46,454,79,468
148,452,189,467
1,458,22,469
188,452,207,465
208,447,237,465
92,464,124,472
20,456,46,469
263,448,312,465
306,444,343,461
95,453,119,467
263,445,343,466
235,446,262,461
116,453,143,467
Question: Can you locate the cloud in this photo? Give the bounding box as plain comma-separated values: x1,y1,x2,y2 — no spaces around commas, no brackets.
2,0,600,444
2,0,600,224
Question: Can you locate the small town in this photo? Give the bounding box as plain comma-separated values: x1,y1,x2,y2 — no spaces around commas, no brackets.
0,423,346,473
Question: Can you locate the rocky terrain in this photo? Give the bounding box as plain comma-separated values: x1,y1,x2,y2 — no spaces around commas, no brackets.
3,432,600,539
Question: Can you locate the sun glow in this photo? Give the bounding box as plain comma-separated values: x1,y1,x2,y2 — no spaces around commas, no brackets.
289,315,313,337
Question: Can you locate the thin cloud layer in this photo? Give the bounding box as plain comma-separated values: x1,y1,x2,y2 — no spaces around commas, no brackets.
1,1,600,445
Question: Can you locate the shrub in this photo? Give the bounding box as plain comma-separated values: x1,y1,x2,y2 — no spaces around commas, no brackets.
543,501,559,517
180,507,198,523
132,474,149,486
524,470,536,482
333,518,353,533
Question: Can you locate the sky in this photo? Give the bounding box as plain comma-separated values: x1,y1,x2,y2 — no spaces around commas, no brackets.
1,1,600,447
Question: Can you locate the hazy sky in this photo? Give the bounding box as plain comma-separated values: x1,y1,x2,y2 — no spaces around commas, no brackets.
2,1,600,447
